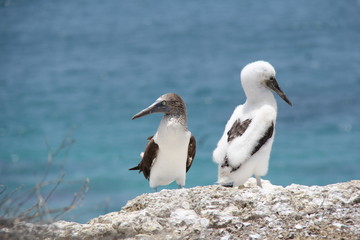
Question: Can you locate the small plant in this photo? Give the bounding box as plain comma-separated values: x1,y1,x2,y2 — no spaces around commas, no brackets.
0,129,89,224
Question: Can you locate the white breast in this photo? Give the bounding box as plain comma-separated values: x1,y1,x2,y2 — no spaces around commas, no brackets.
149,117,191,188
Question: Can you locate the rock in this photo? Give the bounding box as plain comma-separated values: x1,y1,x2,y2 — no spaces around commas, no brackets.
1,178,359,239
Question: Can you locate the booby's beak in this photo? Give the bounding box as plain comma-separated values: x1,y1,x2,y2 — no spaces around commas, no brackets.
131,100,170,120
266,78,292,106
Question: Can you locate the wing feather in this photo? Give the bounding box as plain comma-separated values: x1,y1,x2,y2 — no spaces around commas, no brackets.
129,138,158,180
225,118,274,169
186,135,196,172
251,122,274,156
227,119,252,142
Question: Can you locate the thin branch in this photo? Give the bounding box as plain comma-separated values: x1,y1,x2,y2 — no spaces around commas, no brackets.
44,173,65,204
17,176,66,219
0,185,7,195
54,178,89,221
0,185,24,213
0,127,89,223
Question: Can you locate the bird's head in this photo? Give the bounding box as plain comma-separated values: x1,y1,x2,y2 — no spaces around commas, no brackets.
241,61,292,106
131,93,187,120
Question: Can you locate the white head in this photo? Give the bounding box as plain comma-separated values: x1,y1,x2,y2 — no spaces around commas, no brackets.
240,61,292,106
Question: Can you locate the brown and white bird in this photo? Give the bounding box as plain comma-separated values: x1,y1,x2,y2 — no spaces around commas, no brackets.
129,93,196,191
213,61,292,188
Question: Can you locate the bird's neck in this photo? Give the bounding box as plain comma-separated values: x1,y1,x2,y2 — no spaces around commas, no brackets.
244,88,278,109
160,114,187,131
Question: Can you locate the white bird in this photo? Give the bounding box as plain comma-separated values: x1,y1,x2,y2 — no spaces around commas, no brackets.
213,61,292,188
129,93,196,191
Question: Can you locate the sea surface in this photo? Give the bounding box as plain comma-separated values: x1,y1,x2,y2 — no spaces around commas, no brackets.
1,0,359,223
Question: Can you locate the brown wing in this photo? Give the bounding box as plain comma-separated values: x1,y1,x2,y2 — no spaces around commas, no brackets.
227,119,252,142
129,138,158,180
186,135,196,172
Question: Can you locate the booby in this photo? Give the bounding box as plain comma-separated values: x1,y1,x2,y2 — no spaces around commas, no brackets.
213,61,292,188
129,93,196,191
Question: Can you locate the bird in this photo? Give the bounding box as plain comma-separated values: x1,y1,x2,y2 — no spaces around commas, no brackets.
129,93,196,191
213,60,292,188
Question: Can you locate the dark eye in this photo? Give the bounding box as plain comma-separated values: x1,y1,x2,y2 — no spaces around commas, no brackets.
269,76,275,81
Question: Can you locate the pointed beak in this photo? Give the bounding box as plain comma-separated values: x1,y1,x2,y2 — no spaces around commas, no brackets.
266,78,292,106
131,100,170,120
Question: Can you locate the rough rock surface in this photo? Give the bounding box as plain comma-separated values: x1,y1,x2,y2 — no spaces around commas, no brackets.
1,178,359,240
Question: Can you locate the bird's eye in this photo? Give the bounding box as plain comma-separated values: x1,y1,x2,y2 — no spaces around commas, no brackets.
270,76,275,81
162,101,167,106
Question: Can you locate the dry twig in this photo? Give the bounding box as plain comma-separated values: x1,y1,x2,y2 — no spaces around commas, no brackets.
0,128,89,223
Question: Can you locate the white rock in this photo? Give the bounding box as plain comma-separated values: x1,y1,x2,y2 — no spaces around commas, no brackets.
249,233,260,239
2,179,359,240
295,224,304,229
170,208,199,225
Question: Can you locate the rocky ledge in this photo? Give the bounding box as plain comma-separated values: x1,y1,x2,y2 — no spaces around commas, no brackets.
1,179,359,240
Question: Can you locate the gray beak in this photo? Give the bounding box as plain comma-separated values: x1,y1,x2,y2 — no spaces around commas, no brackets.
131,100,170,120
266,78,292,106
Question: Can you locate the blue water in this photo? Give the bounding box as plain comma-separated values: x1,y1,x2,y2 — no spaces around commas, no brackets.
1,0,359,223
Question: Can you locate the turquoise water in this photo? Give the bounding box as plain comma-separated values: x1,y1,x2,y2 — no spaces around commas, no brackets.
1,0,359,223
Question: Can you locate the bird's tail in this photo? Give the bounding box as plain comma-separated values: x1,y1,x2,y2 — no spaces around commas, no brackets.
129,165,140,171
129,153,143,171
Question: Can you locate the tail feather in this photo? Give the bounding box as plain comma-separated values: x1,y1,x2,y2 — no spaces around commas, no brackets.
129,165,140,171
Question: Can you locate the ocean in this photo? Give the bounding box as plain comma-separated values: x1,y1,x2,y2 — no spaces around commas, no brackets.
0,0,359,223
